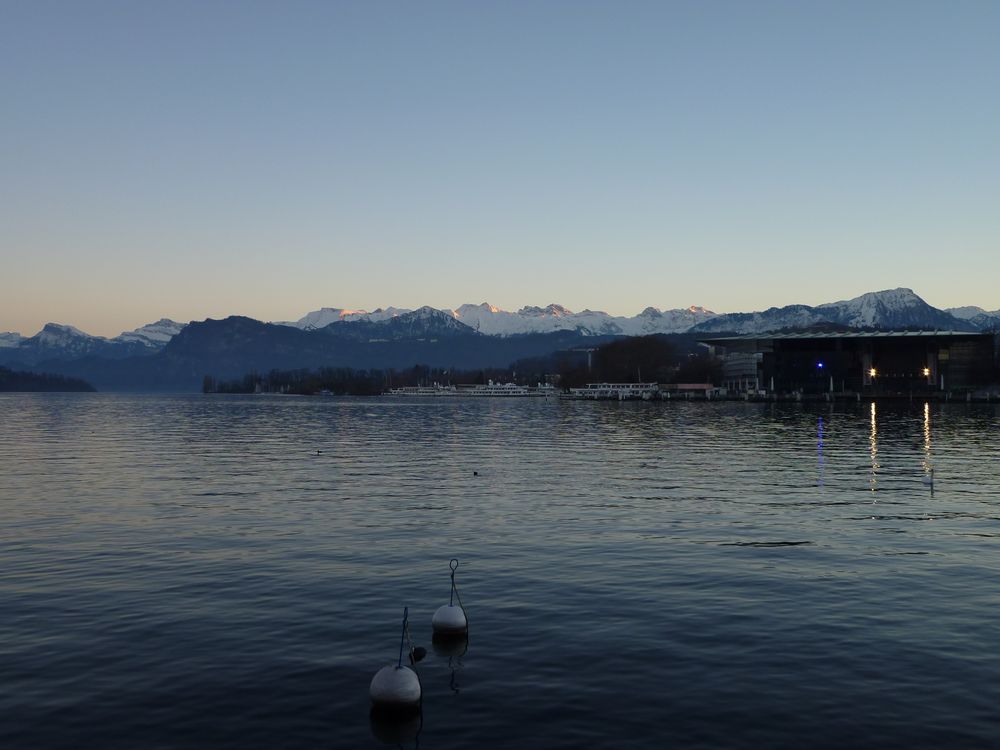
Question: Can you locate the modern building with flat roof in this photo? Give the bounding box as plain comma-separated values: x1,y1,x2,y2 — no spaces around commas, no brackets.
701,331,996,395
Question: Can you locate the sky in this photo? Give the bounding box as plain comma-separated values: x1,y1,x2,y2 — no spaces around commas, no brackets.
2,0,998,337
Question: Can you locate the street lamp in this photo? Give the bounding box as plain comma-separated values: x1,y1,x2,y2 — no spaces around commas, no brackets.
869,368,877,378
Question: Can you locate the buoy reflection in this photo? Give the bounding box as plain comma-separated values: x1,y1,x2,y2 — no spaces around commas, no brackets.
369,706,422,748
432,633,468,694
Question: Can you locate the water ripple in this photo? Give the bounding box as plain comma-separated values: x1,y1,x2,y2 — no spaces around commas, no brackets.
1,395,999,748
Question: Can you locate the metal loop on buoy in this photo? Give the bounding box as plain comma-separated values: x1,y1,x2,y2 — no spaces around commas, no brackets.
449,559,458,606
434,558,469,636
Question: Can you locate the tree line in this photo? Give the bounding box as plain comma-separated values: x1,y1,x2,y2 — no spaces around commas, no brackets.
203,335,722,395
0,366,96,392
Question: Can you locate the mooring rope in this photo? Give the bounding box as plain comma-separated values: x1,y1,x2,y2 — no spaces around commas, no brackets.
396,606,423,709
449,558,469,632
397,606,410,668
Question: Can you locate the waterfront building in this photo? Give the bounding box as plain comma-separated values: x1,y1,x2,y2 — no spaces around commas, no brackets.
702,331,996,395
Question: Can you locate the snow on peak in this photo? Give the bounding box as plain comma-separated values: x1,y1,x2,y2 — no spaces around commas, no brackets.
291,308,365,329
42,322,95,338
946,305,991,320
411,305,447,318
517,304,574,317
449,302,718,336
455,302,500,314
694,288,973,334
364,307,408,322
280,301,716,337
19,323,107,355
280,306,408,329
814,288,944,328
818,287,923,312
0,332,24,348
114,319,186,347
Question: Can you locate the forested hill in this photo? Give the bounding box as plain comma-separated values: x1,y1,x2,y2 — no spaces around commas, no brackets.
0,366,96,392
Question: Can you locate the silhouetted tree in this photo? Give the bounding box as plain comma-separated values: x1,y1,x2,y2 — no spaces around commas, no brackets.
594,336,676,382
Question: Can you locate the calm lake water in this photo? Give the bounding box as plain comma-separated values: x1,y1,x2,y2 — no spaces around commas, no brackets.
2,394,1000,748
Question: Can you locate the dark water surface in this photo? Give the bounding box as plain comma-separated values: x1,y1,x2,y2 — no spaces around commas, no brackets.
2,394,1000,748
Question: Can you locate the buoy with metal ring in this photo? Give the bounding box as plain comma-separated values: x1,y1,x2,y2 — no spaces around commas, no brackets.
432,559,469,636
369,607,422,710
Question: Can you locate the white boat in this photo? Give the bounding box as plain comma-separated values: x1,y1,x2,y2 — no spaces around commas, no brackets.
462,380,531,397
385,383,458,396
566,382,660,400
386,380,558,398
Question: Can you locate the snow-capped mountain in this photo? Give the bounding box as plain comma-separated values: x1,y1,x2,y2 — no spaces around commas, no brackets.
0,332,24,348
689,305,829,334
323,306,476,341
0,319,188,367
25,323,108,355
113,319,186,348
282,302,719,337
5,289,995,375
692,289,977,334
452,303,624,336
946,306,1000,331
618,306,720,336
816,288,964,330
946,306,989,320
968,312,1000,331
278,307,407,330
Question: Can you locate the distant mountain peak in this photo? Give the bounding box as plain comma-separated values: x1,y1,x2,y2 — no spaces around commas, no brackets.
114,319,186,348
946,305,996,320
693,287,975,334
818,287,924,310
0,332,25,349
40,322,96,338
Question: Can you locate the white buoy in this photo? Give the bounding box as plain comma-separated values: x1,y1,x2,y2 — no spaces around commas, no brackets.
370,607,421,709
432,604,468,635
369,665,421,708
432,559,469,636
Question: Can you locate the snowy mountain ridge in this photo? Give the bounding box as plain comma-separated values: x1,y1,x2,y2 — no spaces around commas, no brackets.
112,319,187,347
0,320,188,366
692,288,978,334
280,289,988,337
281,302,720,337
1,290,996,366
945,305,1000,331
0,332,25,348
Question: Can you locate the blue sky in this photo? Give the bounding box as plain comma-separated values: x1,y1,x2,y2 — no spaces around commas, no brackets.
2,1,998,336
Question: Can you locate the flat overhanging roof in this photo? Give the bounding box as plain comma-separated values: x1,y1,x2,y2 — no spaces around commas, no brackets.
701,330,992,345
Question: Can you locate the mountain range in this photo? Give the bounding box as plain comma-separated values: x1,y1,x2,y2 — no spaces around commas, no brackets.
276,289,999,337
0,319,186,365
276,302,719,337
0,289,997,391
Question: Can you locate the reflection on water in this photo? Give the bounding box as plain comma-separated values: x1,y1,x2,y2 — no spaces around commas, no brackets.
431,634,469,694
923,401,933,476
1,394,1000,749
370,710,422,748
817,416,825,487
869,401,880,496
